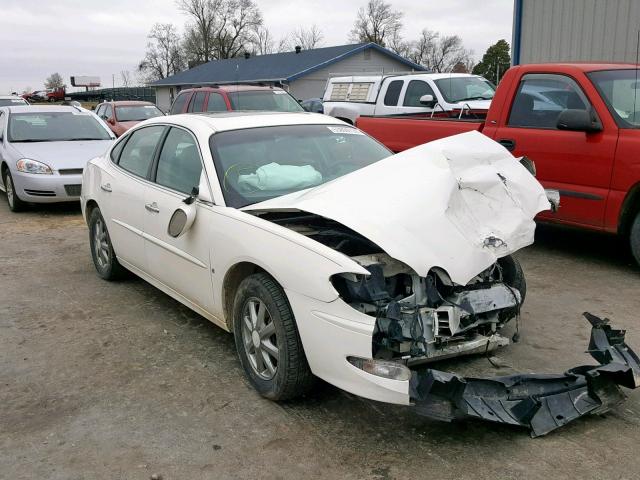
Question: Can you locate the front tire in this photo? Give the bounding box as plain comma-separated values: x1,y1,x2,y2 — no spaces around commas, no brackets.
233,273,314,401
630,212,640,267
88,207,126,280
498,255,526,321
3,169,26,212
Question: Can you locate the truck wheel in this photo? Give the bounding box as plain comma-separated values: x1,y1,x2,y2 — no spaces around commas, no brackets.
233,273,315,401
630,212,640,266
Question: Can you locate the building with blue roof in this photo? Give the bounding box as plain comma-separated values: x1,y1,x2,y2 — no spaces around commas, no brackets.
151,42,425,110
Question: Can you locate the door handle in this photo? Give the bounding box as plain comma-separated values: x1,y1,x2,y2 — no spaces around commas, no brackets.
497,139,516,151
145,202,160,213
100,183,112,192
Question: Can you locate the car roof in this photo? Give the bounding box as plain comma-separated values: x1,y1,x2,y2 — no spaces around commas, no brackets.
103,100,156,106
141,111,345,133
2,105,90,114
179,84,284,94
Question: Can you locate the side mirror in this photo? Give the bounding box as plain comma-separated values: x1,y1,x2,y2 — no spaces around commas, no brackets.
107,117,116,125
419,94,436,107
556,109,602,132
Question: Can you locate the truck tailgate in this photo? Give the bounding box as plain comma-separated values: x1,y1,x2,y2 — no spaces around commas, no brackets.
357,116,485,153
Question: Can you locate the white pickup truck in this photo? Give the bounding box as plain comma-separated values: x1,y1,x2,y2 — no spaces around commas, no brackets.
322,73,496,124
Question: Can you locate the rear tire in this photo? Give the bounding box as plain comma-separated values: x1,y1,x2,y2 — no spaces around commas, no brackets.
630,212,640,267
233,273,314,401
88,207,126,280
3,169,26,212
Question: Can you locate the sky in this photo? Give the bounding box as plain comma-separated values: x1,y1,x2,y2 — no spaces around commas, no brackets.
0,0,514,94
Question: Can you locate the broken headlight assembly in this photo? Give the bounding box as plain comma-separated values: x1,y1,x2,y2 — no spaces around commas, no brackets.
331,254,526,363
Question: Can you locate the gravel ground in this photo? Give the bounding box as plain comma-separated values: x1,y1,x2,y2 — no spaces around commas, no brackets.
1,199,639,480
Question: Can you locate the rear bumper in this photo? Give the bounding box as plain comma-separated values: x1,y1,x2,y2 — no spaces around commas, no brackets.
12,170,82,203
410,313,640,437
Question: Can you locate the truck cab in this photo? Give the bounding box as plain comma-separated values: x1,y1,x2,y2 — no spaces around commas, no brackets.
323,73,495,124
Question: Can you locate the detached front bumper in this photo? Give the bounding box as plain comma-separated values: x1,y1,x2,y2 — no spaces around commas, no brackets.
410,313,640,437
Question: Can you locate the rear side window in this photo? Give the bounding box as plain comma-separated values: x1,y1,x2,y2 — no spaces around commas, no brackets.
154,127,202,194
349,83,372,102
403,80,435,107
117,126,165,177
110,137,127,163
329,83,350,101
206,93,227,112
508,74,590,129
104,104,113,119
188,92,206,112
170,92,189,115
384,80,403,106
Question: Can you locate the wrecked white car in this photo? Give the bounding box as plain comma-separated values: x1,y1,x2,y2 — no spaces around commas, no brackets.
81,113,639,437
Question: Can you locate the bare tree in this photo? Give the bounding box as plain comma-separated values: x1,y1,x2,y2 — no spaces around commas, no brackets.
408,29,472,73
138,23,185,82
45,73,65,89
250,25,275,55
291,25,324,50
179,0,263,62
349,0,403,48
120,70,132,88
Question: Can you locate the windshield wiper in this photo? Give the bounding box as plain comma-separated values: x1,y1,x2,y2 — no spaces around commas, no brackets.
10,139,50,143
456,96,493,102
61,138,107,141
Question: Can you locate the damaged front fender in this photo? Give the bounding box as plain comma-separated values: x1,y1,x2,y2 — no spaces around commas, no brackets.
410,313,640,437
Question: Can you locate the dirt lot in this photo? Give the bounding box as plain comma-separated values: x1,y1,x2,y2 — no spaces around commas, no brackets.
1,199,639,480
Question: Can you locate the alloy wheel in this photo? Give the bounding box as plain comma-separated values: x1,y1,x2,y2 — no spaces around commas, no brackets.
93,217,111,269
5,175,14,209
241,298,279,380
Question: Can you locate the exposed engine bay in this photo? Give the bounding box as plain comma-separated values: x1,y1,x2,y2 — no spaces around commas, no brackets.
256,211,524,363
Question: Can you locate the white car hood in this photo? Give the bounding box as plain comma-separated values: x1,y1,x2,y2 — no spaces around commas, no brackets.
13,140,114,170
244,131,550,285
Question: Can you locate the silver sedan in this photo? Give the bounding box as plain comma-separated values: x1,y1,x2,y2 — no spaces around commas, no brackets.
0,105,114,212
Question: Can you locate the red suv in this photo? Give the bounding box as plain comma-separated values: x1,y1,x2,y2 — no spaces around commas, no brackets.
169,85,304,115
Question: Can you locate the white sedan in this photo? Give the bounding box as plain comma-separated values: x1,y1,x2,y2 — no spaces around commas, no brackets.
81,112,550,407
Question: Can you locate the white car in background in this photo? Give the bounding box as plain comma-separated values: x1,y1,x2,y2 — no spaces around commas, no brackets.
80,111,553,409
323,73,495,124
0,95,29,107
0,105,115,211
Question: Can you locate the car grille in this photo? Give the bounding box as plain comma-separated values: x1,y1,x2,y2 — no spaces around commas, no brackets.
24,189,56,197
64,184,82,196
59,168,84,175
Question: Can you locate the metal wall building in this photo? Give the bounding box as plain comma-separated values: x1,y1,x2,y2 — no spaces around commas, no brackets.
513,0,640,64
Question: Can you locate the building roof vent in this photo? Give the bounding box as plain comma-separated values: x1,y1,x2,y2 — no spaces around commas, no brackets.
295,45,301,54
244,52,250,59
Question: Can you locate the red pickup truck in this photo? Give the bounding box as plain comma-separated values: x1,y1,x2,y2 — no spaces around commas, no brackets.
357,63,640,265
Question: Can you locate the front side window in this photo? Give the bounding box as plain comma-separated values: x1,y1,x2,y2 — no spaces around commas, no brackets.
115,105,163,122
384,80,403,106
7,112,112,142
154,128,202,194
588,69,640,128
206,93,227,112
210,124,392,208
170,92,189,115
228,90,304,112
117,125,164,177
434,76,495,103
403,80,436,107
508,74,590,129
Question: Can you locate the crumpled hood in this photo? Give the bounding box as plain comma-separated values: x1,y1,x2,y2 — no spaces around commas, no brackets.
244,131,550,285
14,140,114,170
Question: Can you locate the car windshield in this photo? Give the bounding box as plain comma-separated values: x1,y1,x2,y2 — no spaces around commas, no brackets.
0,98,28,106
434,76,496,103
227,90,304,112
588,69,640,128
115,105,164,122
8,112,112,142
210,124,392,208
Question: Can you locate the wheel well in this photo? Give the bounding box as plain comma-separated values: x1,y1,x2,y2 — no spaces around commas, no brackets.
1,161,7,179
618,183,640,236
222,262,267,331
84,199,99,225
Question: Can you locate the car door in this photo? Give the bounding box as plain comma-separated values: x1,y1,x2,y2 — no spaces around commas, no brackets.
491,73,617,227
103,125,166,270
143,126,215,310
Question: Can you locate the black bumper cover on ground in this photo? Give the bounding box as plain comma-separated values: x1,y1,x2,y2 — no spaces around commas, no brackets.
410,313,640,437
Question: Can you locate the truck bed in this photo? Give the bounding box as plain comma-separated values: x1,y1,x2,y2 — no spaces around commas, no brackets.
357,115,485,153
